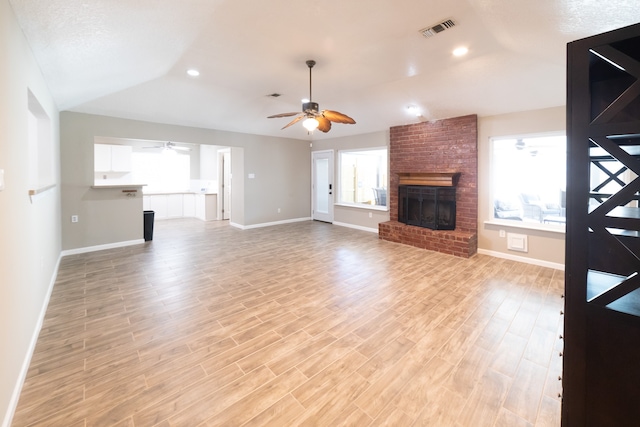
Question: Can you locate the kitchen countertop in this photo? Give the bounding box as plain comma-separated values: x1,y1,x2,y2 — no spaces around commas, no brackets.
91,184,147,189
143,191,217,195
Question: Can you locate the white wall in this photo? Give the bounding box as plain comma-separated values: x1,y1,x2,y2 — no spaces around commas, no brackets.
478,106,566,268
0,1,62,425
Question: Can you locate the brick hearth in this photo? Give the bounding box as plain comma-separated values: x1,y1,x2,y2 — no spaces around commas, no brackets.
379,114,478,258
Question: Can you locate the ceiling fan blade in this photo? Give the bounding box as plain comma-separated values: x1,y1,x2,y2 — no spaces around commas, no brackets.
316,116,332,133
322,110,356,124
281,114,304,130
267,112,300,118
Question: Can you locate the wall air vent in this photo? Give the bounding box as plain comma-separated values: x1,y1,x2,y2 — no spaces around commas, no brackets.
420,19,456,38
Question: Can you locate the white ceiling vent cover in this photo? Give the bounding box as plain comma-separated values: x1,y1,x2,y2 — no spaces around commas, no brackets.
420,19,456,38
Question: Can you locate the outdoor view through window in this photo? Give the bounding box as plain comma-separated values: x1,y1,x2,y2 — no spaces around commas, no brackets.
339,148,388,208
492,134,566,227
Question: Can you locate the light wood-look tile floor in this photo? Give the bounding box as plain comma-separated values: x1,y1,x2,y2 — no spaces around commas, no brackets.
13,219,564,426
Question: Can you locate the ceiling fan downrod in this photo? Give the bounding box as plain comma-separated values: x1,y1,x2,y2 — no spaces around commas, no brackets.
303,60,318,114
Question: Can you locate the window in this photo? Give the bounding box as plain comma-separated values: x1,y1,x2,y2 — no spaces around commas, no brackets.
338,147,387,208
132,150,190,193
491,134,566,228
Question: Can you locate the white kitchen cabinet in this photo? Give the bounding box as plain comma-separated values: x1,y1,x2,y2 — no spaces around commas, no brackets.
149,195,168,219
196,194,218,221
144,192,216,221
94,144,132,172
167,194,183,218
94,144,111,172
183,193,196,217
204,194,218,221
195,194,205,220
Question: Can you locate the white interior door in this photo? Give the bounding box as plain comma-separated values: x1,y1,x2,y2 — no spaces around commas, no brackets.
312,150,334,223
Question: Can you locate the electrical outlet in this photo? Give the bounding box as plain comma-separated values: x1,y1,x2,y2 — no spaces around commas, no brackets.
369,212,373,218
71,215,78,223
499,230,506,238
277,208,281,213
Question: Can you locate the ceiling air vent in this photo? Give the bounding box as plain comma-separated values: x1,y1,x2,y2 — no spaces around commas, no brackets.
420,19,456,38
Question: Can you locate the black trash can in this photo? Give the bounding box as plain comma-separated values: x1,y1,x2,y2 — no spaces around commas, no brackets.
143,210,155,241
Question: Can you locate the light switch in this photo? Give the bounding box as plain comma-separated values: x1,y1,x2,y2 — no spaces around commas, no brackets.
0,169,4,191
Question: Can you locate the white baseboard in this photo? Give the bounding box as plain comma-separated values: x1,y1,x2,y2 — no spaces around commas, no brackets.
477,248,565,271
231,217,312,230
229,218,379,234
333,221,379,234
3,253,62,427
60,239,145,257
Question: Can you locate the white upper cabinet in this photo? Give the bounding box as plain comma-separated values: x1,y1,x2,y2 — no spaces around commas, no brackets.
94,144,111,172
94,144,132,172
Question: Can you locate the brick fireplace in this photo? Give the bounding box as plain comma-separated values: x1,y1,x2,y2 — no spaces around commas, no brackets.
379,114,478,258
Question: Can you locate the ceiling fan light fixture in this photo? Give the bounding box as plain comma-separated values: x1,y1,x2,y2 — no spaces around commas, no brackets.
303,101,319,113
267,60,355,133
303,117,319,132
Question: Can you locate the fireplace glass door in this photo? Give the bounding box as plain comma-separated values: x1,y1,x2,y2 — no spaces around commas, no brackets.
398,185,456,230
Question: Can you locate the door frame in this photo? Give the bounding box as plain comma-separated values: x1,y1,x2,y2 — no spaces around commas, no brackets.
311,149,334,223
217,148,231,220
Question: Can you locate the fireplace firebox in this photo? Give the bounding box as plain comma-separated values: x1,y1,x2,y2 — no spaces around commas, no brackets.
398,185,456,230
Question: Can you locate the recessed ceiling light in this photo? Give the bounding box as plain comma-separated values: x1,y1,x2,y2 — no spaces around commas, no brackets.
406,105,421,117
453,46,468,57
187,69,200,77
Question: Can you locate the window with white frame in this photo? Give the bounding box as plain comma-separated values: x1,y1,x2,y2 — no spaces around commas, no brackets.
491,134,566,227
338,148,388,208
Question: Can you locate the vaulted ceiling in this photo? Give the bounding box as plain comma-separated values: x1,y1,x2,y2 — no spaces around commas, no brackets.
9,0,640,140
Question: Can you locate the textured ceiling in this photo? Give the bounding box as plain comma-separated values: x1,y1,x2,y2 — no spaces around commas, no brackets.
9,0,640,140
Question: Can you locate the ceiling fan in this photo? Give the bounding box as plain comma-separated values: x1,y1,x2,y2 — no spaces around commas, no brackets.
268,60,356,133
143,141,191,152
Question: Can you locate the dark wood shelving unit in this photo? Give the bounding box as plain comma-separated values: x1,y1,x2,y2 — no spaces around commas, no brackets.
564,22,640,426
